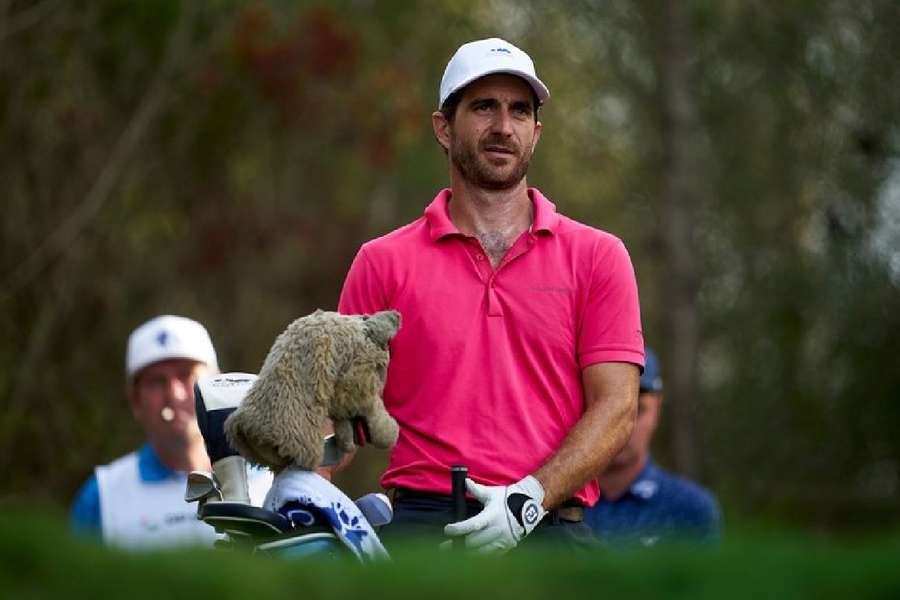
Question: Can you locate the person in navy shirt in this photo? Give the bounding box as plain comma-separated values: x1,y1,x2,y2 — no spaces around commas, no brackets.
585,348,721,545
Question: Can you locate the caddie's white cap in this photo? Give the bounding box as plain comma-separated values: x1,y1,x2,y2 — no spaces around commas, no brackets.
126,315,218,379
439,37,550,109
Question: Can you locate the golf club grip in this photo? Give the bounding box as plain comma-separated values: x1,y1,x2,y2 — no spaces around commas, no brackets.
451,465,468,522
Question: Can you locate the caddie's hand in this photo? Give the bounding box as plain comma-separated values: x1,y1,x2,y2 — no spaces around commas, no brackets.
443,475,547,554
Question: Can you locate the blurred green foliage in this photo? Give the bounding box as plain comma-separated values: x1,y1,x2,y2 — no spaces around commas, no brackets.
2,512,900,598
1,0,898,533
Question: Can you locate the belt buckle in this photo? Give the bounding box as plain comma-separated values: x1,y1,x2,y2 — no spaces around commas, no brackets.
556,506,584,523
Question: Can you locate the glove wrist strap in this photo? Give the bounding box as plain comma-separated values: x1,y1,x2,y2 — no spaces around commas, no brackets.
507,475,547,534
517,475,546,504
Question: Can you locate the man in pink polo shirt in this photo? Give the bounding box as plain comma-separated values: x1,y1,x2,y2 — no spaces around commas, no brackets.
339,37,644,553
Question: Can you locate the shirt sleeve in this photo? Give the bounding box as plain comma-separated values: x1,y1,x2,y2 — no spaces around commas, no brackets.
338,246,389,315
70,474,102,538
694,491,723,542
577,238,645,370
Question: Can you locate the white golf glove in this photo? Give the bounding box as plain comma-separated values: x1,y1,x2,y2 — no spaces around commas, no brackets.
443,475,547,554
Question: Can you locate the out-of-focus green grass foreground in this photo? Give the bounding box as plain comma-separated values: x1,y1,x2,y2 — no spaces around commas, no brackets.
3,513,899,599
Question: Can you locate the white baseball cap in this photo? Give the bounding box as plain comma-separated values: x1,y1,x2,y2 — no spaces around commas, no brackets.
126,315,218,379
439,37,550,109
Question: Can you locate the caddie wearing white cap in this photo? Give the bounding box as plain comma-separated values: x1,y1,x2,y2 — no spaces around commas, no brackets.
70,315,269,549
339,38,644,553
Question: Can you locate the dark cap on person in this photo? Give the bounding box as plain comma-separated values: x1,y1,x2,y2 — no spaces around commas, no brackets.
640,348,663,393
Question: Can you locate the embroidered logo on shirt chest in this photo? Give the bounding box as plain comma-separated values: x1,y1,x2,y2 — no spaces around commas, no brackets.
530,286,573,295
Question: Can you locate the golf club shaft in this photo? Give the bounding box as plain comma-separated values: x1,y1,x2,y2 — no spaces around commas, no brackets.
451,464,468,548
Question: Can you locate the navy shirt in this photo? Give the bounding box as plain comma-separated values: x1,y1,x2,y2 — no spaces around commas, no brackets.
585,460,721,546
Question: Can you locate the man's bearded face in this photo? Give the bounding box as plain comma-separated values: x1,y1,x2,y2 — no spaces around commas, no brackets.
449,129,532,190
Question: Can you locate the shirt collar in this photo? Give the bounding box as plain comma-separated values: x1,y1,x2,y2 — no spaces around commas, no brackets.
137,443,179,482
424,187,560,242
627,459,660,502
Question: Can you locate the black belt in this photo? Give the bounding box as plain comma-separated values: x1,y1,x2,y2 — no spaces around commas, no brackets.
391,488,584,523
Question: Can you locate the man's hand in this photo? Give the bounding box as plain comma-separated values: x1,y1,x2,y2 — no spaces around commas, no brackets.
443,476,546,553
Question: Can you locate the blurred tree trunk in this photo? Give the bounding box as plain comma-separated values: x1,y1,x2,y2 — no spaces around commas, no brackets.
658,0,701,478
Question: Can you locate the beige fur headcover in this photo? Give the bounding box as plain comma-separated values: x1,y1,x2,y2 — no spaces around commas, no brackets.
224,310,401,471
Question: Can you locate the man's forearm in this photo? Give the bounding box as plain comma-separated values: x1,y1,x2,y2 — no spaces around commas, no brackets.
532,362,639,508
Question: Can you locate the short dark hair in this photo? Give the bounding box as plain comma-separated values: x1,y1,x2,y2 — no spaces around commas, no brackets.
440,91,463,123
439,86,541,124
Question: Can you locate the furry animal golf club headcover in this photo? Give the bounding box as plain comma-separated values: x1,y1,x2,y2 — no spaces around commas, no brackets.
224,310,400,471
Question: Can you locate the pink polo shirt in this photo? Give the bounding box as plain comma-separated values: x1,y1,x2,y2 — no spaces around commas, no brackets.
338,188,643,506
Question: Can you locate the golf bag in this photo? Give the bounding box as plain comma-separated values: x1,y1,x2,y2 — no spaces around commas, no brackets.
185,373,391,561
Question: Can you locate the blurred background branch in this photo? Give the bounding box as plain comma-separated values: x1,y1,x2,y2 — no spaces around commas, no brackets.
2,1,197,298
0,0,60,41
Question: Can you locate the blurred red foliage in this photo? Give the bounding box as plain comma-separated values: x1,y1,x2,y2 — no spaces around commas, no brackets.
232,5,359,120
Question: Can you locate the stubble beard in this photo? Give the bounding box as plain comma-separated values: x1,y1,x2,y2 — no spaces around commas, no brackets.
450,134,531,191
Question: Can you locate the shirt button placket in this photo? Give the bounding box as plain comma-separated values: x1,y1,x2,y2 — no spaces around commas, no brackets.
487,275,502,316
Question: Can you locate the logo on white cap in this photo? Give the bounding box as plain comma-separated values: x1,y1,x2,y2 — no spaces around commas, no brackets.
126,315,218,379
439,37,550,109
